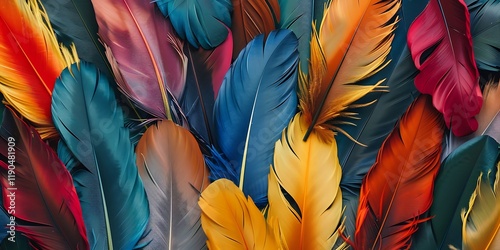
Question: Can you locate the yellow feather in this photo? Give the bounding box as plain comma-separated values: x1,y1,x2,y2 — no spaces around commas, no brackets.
199,179,280,249
462,161,500,250
0,0,78,139
300,0,400,141
268,113,343,249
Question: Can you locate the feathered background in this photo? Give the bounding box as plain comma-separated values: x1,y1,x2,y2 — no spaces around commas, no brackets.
0,0,499,249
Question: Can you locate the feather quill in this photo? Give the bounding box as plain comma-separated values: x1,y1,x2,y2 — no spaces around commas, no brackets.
461,162,500,250
214,29,299,207
353,95,445,249
199,179,279,249
231,0,280,60
91,0,187,119
51,61,149,249
407,0,482,137
156,0,232,49
0,0,78,139
0,108,88,250
136,120,209,249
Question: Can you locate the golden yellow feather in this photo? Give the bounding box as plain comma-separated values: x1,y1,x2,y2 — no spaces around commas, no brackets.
461,161,500,250
199,179,280,249
0,0,78,139
268,114,343,249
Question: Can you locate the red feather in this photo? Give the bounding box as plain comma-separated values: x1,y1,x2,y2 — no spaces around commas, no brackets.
407,0,482,137
0,109,88,250
353,95,445,249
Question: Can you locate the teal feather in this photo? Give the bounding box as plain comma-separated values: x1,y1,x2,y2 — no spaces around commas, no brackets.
51,61,149,250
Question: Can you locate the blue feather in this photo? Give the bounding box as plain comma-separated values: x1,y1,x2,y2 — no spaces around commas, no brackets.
156,0,232,49
51,61,149,250
214,29,299,208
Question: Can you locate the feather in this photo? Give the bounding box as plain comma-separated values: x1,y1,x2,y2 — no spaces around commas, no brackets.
231,0,280,60
51,61,149,249
407,0,482,137
411,135,500,249
466,0,500,72
91,0,188,119
214,29,299,208
353,95,445,249
135,120,209,249
181,30,232,145
41,0,112,78
199,179,279,249
156,0,232,49
0,108,88,250
276,0,312,72
461,162,500,250
301,0,401,141
0,0,78,139
268,113,342,249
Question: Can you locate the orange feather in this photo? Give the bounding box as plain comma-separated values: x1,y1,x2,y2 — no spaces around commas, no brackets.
0,0,78,139
353,95,445,249
299,0,400,141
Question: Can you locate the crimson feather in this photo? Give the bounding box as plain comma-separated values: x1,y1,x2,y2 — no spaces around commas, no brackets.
0,108,88,250
407,0,482,137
